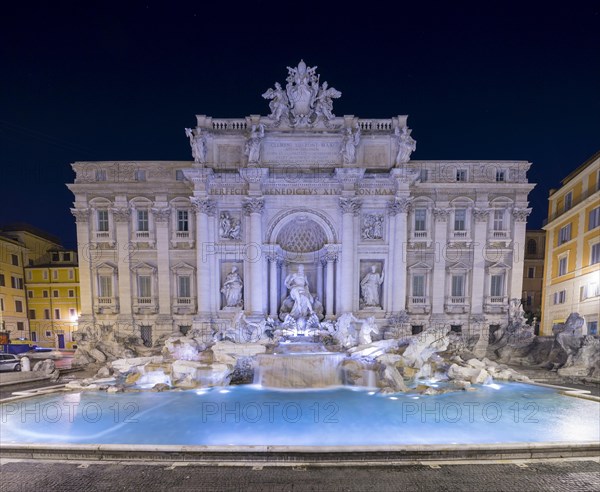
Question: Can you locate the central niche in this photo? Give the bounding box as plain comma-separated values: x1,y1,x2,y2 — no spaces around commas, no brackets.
277,215,327,253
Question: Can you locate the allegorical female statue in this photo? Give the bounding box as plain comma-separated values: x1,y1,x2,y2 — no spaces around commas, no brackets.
360,265,384,308
221,266,243,308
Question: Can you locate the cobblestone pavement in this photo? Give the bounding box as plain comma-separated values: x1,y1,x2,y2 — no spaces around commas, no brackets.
0,459,598,492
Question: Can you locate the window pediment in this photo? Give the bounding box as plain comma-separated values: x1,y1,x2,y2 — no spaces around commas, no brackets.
171,261,195,273
486,260,511,273
131,262,156,274
446,261,471,273
408,261,432,272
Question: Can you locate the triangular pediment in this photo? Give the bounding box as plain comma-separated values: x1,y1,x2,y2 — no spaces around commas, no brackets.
131,262,156,273
408,261,432,271
170,261,195,273
446,261,471,272
487,260,511,272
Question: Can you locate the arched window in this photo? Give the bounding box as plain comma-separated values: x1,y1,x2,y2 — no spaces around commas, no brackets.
527,239,537,255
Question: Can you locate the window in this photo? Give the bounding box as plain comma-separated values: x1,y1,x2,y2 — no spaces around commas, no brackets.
45,331,52,337
411,325,423,335
419,169,428,182
138,275,152,298
563,191,572,211
11,276,24,289
17,322,24,331
454,209,466,231
177,210,189,232
527,267,535,278
26,271,32,281
493,209,504,230
98,275,113,297
175,169,185,181
68,269,74,280
526,295,533,306
31,332,37,342
43,270,48,280
95,169,107,181
27,290,33,298
0,274,4,286
412,274,425,297
178,275,191,298
68,289,75,297
52,252,60,262
53,290,59,298
64,252,71,261
53,270,58,280
527,238,538,255
581,282,599,300
29,309,36,319
558,224,571,245
490,274,504,297
137,209,149,232
589,321,598,336
495,170,505,182
134,169,146,181
0,298,3,311
11,254,19,266
592,243,600,265
15,300,23,313
69,308,76,318
589,207,600,230
414,208,427,231
97,210,109,232
450,325,462,333
456,169,467,182
44,309,50,320
558,256,567,276
553,290,566,304
43,290,48,298
451,275,465,297
54,308,61,320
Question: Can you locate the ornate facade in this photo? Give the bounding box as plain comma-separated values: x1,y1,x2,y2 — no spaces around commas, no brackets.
68,61,535,345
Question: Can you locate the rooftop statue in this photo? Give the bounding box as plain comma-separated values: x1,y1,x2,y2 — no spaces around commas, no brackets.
262,60,341,127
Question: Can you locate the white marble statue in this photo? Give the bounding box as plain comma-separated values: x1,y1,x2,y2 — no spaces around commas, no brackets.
360,265,384,308
284,264,315,319
221,267,243,308
357,316,379,345
185,128,208,164
314,81,341,122
244,124,265,163
262,82,289,124
340,126,360,164
394,126,416,165
219,212,241,240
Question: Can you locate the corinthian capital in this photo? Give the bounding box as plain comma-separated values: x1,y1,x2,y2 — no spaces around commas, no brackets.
151,207,171,222
70,208,90,223
242,197,265,215
388,197,412,215
339,197,362,215
512,207,532,222
473,208,491,222
111,207,131,222
191,198,217,216
432,207,451,222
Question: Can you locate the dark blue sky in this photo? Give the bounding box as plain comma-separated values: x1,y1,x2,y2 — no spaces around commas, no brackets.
1,1,599,248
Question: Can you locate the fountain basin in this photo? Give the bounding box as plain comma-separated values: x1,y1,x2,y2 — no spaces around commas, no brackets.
1,383,598,449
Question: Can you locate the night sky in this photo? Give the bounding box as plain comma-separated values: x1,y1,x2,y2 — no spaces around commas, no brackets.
2,1,599,249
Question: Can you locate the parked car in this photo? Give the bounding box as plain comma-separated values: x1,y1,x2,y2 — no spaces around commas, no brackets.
0,353,22,372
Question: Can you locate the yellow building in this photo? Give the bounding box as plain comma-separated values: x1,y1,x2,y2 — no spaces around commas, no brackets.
522,229,545,330
541,151,600,336
0,235,29,338
25,250,80,348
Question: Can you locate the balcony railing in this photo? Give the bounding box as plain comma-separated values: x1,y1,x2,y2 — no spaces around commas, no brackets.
487,295,507,304
94,297,119,314
448,296,466,304
133,297,158,313
410,296,428,304
412,231,428,239
490,230,508,239
135,231,150,239
451,230,468,239
172,297,196,314
97,296,114,304
175,231,190,238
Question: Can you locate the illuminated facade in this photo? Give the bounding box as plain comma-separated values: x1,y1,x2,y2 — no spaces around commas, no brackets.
541,151,600,335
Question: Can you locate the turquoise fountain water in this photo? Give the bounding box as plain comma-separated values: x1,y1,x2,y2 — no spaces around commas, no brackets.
1,382,598,446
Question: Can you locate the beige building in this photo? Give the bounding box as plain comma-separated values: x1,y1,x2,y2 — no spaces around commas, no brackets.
26,250,80,348
0,235,29,337
522,229,545,330
541,151,600,336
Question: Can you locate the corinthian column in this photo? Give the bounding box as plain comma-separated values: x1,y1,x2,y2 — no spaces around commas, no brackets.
112,206,132,316
151,206,172,315
71,208,93,317
510,207,531,302
324,249,337,318
388,198,411,313
267,253,280,318
191,198,216,317
243,197,265,316
339,197,361,313
431,207,450,314
472,208,490,314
